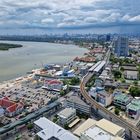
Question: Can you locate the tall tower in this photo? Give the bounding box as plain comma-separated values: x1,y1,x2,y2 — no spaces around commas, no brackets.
114,36,129,57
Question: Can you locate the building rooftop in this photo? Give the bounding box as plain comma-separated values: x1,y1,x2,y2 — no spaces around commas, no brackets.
127,99,140,111
114,94,132,103
74,118,125,138
67,95,90,107
122,66,137,71
96,119,124,136
57,108,76,119
124,70,138,75
74,118,97,137
82,126,116,140
94,61,106,73
35,117,78,140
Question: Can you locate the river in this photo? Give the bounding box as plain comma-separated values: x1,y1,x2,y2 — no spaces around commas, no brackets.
0,41,87,82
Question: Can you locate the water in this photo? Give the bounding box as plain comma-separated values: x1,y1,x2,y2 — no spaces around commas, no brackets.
0,41,87,82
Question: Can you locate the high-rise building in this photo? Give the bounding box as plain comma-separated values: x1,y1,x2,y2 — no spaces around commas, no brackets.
114,37,129,57
106,34,111,41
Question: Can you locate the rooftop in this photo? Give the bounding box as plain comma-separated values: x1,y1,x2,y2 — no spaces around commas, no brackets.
96,119,124,136
127,99,140,111
94,61,106,72
82,126,116,140
122,65,137,71
124,70,138,75
114,94,132,102
35,117,78,140
74,118,124,138
74,118,96,137
57,108,76,119
67,95,90,107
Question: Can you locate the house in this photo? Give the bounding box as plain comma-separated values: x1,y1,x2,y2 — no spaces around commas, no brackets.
126,99,140,120
43,79,63,91
0,97,24,117
113,94,133,110
57,108,76,126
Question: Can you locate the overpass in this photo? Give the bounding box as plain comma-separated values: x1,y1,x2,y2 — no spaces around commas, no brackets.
80,71,140,140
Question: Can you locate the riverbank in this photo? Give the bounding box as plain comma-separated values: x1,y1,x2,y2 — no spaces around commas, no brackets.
0,43,23,50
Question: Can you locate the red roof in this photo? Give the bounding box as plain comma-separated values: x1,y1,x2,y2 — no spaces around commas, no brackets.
45,79,62,85
0,97,24,113
48,80,62,85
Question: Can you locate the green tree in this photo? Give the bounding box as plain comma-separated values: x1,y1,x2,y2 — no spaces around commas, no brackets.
70,77,80,85
112,70,122,79
115,108,120,115
133,81,138,86
34,135,39,140
120,67,124,72
60,90,65,96
64,124,69,130
53,117,58,123
27,123,33,130
129,86,140,97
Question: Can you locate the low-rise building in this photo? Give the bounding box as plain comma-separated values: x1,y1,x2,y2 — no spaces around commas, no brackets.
126,99,140,120
96,90,113,107
66,95,91,116
43,79,63,91
89,87,112,107
34,117,78,140
57,108,76,126
74,118,125,140
124,70,139,80
80,66,88,76
113,94,133,110
0,97,24,117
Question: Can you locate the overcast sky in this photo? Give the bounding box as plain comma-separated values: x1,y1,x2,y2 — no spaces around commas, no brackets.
0,0,140,34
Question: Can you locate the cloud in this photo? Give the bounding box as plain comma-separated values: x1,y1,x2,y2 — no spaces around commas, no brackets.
0,0,140,32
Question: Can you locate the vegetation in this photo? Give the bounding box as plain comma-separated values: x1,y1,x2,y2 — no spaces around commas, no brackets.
76,112,89,119
27,123,34,130
69,77,80,85
129,86,140,97
34,135,39,140
110,54,135,65
112,70,122,79
133,81,138,86
60,90,66,96
115,108,120,115
86,76,96,90
53,116,58,123
120,67,124,72
0,43,22,50
64,123,69,130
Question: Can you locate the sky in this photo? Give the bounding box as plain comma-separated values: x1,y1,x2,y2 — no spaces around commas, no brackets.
0,0,140,35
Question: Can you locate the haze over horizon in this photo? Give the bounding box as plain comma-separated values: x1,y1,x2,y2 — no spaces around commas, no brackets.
0,0,140,35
